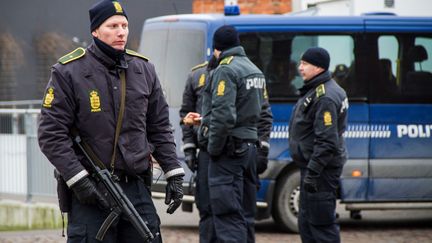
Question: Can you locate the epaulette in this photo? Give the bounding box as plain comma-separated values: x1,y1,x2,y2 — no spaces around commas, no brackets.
191,61,208,71
126,49,149,61
219,56,234,65
58,47,86,64
316,84,326,98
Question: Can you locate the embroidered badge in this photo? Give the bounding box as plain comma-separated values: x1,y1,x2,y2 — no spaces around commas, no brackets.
43,87,54,108
113,1,123,13
217,80,225,96
198,73,206,87
89,90,102,112
323,111,332,126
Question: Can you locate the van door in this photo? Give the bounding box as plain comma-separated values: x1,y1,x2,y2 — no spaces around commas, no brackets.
366,22,432,201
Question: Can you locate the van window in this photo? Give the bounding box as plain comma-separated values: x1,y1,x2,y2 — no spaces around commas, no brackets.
373,34,432,103
240,33,358,100
139,28,205,107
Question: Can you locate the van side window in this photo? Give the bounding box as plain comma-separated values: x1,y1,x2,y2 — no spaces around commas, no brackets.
240,33,362,100
375,34,432,103
292,35,359,97
240,32,300,100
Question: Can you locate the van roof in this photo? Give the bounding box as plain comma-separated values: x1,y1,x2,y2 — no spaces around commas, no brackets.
145,14,432,33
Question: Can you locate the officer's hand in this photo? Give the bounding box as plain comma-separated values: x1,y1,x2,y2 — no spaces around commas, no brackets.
184,148,198,172
183,112,201,126
256,145,269,175
304,170,319,193
165,175,184,214
70,176,110,209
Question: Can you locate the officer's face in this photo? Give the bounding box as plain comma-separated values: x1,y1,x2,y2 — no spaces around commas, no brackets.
92,15,129,50
213,49,221,59
298,60,325,82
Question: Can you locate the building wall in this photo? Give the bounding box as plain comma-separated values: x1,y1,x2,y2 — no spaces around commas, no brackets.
0,0,192,101
193,0,292,14
299,0,432,16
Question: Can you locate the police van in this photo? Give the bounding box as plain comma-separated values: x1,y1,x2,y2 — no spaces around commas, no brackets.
138,8,432,232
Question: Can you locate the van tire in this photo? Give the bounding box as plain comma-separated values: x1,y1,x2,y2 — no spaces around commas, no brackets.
272,169,300,233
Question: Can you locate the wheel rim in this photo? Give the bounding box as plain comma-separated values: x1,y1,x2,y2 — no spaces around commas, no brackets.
289,185,300,216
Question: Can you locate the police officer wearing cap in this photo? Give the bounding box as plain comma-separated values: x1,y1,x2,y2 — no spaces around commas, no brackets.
38,1,184,242
194,25,271,243
289,47,348,243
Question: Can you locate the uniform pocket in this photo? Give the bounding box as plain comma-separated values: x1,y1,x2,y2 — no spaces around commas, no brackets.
67,223,87,243
306,191,336,226
209,175,240,215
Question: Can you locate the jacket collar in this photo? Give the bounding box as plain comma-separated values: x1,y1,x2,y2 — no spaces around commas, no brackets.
218,46,246,62
299,71,331,96
88,40,128,70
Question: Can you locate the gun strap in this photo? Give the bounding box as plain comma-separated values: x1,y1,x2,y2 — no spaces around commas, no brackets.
70,70,126,171
70,127,106,169
110,69,127,173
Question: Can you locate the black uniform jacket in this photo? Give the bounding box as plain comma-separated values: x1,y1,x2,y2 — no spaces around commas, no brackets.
179,63,208,151
288,71,348,174
38,42,183,182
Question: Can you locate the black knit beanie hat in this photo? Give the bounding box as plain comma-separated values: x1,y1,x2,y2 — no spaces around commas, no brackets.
89,0,128,32
213,25,240,51
301,47,330,70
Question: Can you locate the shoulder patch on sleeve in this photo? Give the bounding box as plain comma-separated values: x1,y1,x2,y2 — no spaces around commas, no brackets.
58,47,86,64
191,61,208,71
219,56,234,65
125,49,149,61
316,84,326,98
216,80,226,96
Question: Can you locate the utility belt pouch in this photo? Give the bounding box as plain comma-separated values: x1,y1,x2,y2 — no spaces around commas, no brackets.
226,136,249,158
54,169,72,213
143,168,153,188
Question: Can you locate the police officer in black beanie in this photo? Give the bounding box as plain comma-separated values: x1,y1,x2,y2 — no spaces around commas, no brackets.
192,25,272,243
38,1,185,242
289,47,348,243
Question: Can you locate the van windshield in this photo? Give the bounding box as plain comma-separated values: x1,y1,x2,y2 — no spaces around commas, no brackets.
139,28,205,107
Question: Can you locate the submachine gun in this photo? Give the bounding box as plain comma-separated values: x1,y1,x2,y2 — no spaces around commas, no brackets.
74,135,154,242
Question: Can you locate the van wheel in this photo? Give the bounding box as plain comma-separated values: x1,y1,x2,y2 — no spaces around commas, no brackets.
272,170,300,233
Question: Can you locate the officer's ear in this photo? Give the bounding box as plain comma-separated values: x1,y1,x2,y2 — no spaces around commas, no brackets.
91,29,99,38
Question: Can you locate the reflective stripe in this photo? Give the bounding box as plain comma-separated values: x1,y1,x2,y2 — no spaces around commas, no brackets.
66,170,89,187
270,124,392,139
182,143,197,151
165,168,185,179
260,140,270,149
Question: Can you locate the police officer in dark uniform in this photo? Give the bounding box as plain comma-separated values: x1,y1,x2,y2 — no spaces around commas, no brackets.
195,25,269,243
179,57,217,242
38,1,184,242
180,59,214,172
181,54,272,242
289,47,348,243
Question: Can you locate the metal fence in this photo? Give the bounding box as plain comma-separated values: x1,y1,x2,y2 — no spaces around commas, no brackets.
0,100,56,201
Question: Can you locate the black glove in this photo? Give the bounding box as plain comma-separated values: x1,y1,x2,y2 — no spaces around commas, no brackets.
303,170,319,193
184,148,198,172
70,175,110,209
165,175,184,214
256,145,269,174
